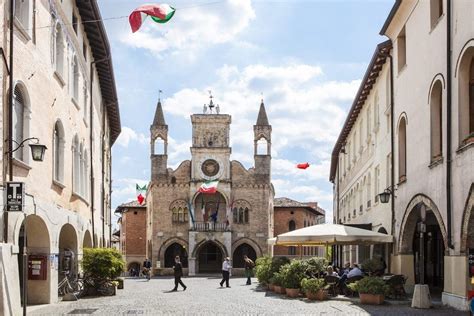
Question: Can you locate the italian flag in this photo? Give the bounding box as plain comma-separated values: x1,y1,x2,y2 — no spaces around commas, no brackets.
198,180,218,194
129,4,176,33
136,184,147,205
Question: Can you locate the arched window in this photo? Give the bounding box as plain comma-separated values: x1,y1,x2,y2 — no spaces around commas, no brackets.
232,207,238,223
430,0,443,29
172,207,178,222
54,23,65,77
366,173,371,208
256,137,269,155
164,243,188,268
72,136,80,193
244,207,249,224
72,56,79,101
458,50,474,144
15,0,30,30
430,80,443,160
83,149,89,199
289,220,296,231
53,120,65,183
153,137,165,155
233,200,250,224
398,116,407,182
13,85,26,161
170,200,188,223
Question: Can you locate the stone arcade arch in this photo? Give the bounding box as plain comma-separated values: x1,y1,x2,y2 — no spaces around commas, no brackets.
58,224,78,280
164,243,188,268
17,215,51,305
460,185,474,295
232,243,257,268
83,230,93,249
398,194,447,292
193,240,227,273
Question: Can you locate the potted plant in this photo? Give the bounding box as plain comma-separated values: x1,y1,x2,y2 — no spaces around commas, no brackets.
361,257,384,276
305,257,327,278
255,256,273,288
347,277,389,305
301,278,328,301
268,276,276,292
272,272,285,294
81,248,125,296
281,260,308,298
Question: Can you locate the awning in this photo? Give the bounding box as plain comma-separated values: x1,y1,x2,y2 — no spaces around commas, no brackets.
269,223,393,246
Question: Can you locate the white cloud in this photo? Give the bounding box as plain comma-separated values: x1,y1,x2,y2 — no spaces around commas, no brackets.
120,0,256,59
115,126,149,148
159,62,357,215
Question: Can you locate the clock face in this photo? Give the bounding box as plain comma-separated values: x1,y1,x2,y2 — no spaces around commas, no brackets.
201,159,220,177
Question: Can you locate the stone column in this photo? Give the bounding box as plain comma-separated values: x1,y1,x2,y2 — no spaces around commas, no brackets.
188,257,196,276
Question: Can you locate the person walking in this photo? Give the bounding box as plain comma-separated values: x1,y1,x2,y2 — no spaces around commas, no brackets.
220,257,232,288
143,258,152,281
243,255,254,285
172,256,187,291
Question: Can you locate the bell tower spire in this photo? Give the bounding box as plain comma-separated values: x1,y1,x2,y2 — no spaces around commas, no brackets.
253,99,272,181
150,93,168,181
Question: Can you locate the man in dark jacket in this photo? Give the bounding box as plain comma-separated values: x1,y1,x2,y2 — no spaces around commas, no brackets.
143,258,152,280
172,256,187,291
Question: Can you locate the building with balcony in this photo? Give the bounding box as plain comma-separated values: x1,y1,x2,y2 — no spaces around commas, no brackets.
0,1,120,314
146,98,274,276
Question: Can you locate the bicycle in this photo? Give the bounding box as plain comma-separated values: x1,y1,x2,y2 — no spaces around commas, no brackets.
58,271,84,297
143,267,151,281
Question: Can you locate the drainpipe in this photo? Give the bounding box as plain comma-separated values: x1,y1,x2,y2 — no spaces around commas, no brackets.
101,104,106,246
446,0,453,250
388,52,395,246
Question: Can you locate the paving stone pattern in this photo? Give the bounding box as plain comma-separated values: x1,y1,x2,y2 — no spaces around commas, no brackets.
30,277,465,315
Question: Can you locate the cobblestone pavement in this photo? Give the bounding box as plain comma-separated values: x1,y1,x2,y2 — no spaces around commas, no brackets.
30,276,466,315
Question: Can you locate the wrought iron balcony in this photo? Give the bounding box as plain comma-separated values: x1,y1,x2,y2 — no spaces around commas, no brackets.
191,221,229,232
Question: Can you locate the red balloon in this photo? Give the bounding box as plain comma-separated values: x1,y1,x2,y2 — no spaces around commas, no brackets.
296,162,310,169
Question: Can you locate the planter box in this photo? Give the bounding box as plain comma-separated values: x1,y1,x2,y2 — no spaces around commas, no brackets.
285,288,300,298
117,278,124,289
269,284,275,292
274,286,286,294
359,293,385,305
306,290,328,301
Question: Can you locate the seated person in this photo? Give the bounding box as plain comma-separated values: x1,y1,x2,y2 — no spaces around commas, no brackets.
347,263,363,278
326,266,339,277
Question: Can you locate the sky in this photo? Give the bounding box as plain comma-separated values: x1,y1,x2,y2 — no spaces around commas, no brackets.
98,0,394,223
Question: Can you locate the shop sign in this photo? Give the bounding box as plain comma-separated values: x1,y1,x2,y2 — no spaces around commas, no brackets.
5,182,24,212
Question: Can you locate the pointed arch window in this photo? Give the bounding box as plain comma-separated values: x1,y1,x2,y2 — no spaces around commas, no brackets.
232,200,251,224
398,117,407,182
72,55,79,102
170,200,188,223
72,136,80,194
54,22,65,78
15,0,30,31
430,81,443,160
53,120,65,183
12,84,31,163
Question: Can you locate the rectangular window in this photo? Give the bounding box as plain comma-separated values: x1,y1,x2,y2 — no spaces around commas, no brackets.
374,165,380,202
83,41,87,61
386,154,391,187
397,27,407,72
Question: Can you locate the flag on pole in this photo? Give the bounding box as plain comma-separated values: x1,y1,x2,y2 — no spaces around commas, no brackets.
187,200,195,224
296,162,310,169
129,4,176,33
198,180,219,194
136,184,147,205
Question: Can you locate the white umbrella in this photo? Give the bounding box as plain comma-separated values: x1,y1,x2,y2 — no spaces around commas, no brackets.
270,223,393,246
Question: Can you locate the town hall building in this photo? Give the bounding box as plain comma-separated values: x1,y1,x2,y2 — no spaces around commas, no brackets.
146,96,274,275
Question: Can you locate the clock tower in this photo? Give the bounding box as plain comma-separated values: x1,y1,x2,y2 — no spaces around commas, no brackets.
190,94,231,182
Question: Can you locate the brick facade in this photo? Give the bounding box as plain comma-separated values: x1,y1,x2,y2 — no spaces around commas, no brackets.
273,198,325,258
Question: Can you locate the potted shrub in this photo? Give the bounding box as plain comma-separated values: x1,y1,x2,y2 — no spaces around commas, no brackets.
255,256,273,288
268,276,276,292
347,277,389,305
301,278,328,301
81,248,125,296
281,260,308,298
272,272,285,294
305,257,327,278
361,257,384,276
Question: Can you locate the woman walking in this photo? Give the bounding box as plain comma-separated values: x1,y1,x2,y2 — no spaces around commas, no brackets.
243,255,254,285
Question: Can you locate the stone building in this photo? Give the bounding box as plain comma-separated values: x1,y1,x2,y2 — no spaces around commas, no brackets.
146,98,274,276
115,201,147,275
331,0,474,310
273,197,325,258
330,41,392,270
0,1,120,314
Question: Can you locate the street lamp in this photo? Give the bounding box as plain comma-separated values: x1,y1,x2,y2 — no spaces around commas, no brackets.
378,189,392,204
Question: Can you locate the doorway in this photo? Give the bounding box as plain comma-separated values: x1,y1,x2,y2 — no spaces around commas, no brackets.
197,242,223,273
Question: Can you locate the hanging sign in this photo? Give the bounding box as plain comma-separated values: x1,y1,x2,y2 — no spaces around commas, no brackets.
5,182,25,212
